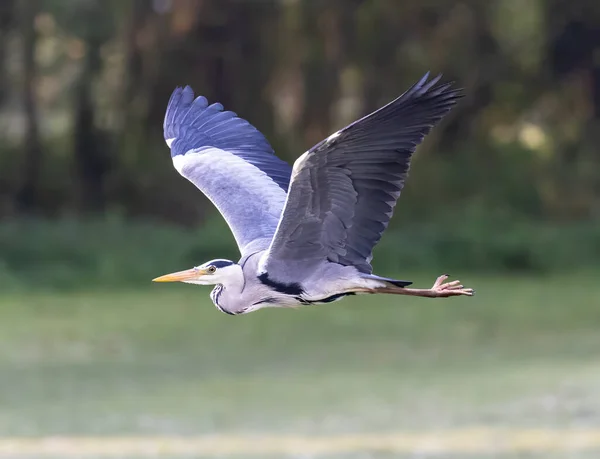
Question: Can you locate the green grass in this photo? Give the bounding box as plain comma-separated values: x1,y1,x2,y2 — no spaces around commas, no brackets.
1,272,599,458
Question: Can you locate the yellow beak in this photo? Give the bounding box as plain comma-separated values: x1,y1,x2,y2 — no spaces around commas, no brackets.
152,268,204,283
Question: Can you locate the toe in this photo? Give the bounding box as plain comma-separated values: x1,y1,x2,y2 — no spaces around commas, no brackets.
442,280,462,289
433,274,449,288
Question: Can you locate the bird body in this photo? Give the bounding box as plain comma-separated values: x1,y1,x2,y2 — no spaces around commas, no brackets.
165,253,404,315
153,73,474,314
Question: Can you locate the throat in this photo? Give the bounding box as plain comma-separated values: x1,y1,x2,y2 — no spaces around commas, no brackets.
210,284,234,315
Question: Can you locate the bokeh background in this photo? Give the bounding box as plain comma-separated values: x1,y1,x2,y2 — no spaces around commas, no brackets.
1,0,600,458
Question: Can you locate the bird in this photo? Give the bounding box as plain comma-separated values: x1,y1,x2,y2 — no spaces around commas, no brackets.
152,72,474,315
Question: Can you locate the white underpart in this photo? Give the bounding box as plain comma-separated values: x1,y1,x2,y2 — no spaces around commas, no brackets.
172,148,287,254
166,138,175,148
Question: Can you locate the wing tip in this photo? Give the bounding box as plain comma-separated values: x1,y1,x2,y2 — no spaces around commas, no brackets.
164,86,279,163
413,72,464,98
164,85,197,142
372,72,465,120
166,85,195,108
164,86,228,141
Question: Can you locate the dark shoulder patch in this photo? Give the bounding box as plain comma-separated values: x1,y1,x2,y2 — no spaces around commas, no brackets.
257,272,304,296
300,292,355,305
318,292,355,303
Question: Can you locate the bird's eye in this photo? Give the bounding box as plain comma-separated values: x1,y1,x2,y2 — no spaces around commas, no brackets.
207,265,216,274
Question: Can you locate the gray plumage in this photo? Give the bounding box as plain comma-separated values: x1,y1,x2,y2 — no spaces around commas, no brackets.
153,73,474,314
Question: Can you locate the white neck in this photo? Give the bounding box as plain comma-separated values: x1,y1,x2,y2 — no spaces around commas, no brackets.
218,264,245,292
210,264,245,313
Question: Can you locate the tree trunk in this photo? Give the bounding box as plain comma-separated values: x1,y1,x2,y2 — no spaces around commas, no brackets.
16,0,42,213
0,0,15,106
73,36,109,212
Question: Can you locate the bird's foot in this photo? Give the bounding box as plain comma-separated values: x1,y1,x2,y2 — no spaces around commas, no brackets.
429,274,474,297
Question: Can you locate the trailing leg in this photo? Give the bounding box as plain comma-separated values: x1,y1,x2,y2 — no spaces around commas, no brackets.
368,274,474,298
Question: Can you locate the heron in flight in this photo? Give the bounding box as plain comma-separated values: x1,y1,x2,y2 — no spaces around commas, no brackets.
153,73,473,315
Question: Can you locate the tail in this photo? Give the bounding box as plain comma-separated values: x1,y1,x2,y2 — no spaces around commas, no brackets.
361,273,412,288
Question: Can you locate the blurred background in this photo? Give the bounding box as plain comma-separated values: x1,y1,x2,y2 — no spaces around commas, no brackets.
0,0,600,458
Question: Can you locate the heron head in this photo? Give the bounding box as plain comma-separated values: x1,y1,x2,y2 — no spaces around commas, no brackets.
152,259,239,285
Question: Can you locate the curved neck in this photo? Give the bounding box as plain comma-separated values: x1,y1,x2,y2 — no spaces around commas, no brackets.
210,264,245,313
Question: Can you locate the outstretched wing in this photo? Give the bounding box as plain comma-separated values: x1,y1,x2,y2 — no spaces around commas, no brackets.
164,87,293,255
261,73,462,280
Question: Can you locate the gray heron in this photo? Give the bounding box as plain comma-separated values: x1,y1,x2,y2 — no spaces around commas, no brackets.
153,73,474,315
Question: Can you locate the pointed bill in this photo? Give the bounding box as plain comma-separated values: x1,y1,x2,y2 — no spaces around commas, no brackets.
152,268,203,283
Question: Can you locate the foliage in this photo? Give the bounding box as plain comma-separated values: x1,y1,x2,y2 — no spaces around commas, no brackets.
376,215,600,274
0,0,599,223
0,216,236,291
1,215,598,292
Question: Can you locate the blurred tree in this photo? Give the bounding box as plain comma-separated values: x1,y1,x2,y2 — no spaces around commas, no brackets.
0,0,15,106
15,0,42,213
0,0,598,221
71,0,114,212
